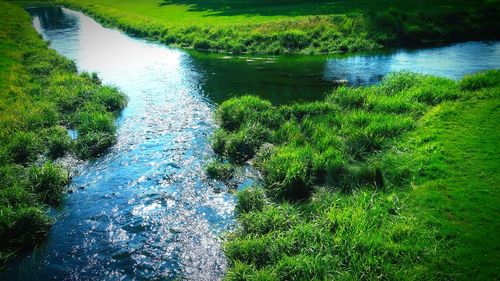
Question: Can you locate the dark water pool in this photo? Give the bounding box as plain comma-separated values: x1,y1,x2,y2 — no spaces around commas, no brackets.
2,6,499,281
192,41,500,104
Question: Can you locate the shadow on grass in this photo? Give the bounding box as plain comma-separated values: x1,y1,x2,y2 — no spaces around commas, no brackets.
158,0,484,17
159,0,357,17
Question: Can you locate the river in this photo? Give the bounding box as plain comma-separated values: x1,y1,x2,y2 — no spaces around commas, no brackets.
2,6,499,281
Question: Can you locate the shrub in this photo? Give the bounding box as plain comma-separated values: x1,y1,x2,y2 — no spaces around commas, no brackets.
28,162,69,205
205,160,234,180
235,187,266,215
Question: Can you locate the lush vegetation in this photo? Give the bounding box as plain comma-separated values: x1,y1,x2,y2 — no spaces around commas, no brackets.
210,70,500,279
59,0,500,54
0,1,126,264
206,160,235,181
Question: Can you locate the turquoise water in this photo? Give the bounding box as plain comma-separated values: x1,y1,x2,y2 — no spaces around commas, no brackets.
2,6,499,281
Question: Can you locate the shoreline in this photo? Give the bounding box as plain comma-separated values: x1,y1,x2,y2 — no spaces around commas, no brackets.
57,0,500,55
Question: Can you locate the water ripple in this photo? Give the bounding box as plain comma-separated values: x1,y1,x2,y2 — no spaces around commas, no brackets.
2,7,242,281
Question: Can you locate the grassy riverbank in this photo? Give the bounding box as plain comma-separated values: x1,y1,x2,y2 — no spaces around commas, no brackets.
210,71,500,279
57,0,499,54
0,1,126,264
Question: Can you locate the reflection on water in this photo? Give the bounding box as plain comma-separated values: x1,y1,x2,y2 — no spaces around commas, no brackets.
324,42,500,86
192,42,500,104
3,7,238,281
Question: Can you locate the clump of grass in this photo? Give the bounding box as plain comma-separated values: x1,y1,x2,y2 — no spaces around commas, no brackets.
212,72,497,199
224,123,272,164
93,85,128,114
6,131,41,164
73,110,116,135
459,69,500,91
29,162,69,205
239,203,300,235
206,160,234,181
42,126,72,159
0,205,52,249
235,187,266,215
260,145,316,200
74,131,116,159
216,96,272,132
214,70,500,279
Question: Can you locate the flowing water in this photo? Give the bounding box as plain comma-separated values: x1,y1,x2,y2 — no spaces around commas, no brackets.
2,6,499,281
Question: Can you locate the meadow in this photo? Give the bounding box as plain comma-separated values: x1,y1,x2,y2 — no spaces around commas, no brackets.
0,1,126,264
209,70,500,280
59,0,500,54
0,0,498,279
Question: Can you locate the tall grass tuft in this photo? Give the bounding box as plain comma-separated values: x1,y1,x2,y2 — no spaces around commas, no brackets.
213,70,500,279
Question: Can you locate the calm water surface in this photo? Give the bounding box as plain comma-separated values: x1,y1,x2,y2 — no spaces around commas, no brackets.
192,41,500,104
2,6,499,281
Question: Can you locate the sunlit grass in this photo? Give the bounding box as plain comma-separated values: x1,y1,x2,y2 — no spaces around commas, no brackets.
59,0,499,54
213,70,500,279
0,1,126,265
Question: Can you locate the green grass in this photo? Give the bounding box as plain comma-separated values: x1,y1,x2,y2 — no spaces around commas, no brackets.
60,0,492,26
403,100,500,279
212,70,500,279
0,1,126,265
58,0,499,54
206,160,235,181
